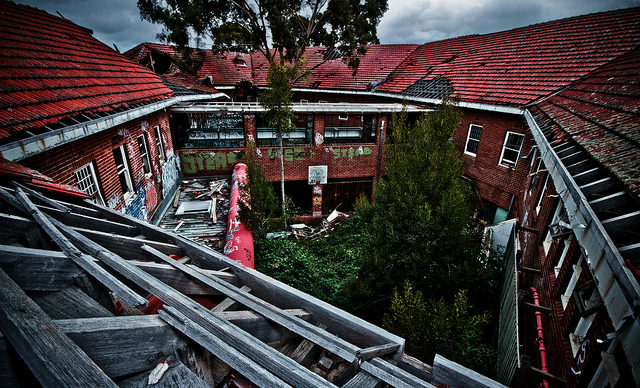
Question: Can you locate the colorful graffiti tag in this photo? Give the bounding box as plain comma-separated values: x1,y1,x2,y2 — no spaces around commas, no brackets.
181,151,242,174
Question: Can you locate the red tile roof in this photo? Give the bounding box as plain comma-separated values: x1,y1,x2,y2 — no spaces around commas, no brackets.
530,45,640,199
197,51,254,86
0,2,173,142
249,45,419,91
377,7,640,107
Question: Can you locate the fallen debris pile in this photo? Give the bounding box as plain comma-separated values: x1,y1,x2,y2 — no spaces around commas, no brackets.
267,210,349,240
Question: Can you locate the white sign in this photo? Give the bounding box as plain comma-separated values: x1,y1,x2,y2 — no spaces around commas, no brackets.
308,165,327,185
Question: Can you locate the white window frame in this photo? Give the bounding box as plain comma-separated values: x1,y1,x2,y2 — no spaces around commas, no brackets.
536,175,549,215
498,131,525,168
137,134,152,177
561,256,583,310
113,145,135,199
464,124,482,156
74,162,104,206
153,125,166,164
569,312,596,356
554,235,573,277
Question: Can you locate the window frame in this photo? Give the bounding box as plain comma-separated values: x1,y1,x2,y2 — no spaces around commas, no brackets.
113,145,135,199
74,162,104,206
498,131,525,168
137,134,152,176
153,125,166,165
464,123,482,156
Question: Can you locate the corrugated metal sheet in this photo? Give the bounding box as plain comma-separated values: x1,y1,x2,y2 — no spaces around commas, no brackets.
496,227,520,385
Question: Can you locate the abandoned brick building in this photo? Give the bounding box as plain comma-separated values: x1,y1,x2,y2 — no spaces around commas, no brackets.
1,0,639,386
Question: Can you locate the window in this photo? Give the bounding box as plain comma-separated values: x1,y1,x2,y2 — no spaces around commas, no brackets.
113,145,134,198
536,175,549,215
137,134,151,175
464,124,482,156
74,162,104,205
185,113,245,148
499,131,525,168
153,126,165,164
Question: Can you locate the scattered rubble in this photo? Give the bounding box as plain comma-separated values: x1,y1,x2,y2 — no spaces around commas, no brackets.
158,177,230,252
267,209,349,240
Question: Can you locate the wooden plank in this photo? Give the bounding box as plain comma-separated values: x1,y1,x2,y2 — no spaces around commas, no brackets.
211,285,252,312
362,358,434,388
73,227,182,259
40,205,139,236
356,343,401,362
528,366,567,386
55,199,104,218
0,213,33,243
342,371,381,388
432,354,507,388
132,261,238,295
5,188,147,309
0,331,38,387
523,301,552,314
53,220,335,388
55,315,185,379
142,244,357,363
0,268,117,387
159,307,291,388
394,353,433,383
30,286,114,319
11,181,71,213
0,245,80,291
601,210,640,236
118,362,210,388
290,323,328,366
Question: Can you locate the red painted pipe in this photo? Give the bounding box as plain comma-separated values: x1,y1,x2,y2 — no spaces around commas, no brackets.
224,163,255,269
531,287,550,388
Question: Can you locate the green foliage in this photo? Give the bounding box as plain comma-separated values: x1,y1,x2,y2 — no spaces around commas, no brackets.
350,99,491,320
383,283,494,375
255,217,367,306
260,61,306,136
239,142,278,238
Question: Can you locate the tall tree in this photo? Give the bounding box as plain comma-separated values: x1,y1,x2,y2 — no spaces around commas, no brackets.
351,99,491,321
138,0,388,211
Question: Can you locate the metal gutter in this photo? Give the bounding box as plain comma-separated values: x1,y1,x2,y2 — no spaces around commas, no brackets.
170,101,430,114
0,93,227,162
524,108,640,382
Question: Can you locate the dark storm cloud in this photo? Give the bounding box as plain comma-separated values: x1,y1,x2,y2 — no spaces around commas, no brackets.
378,0,640,44
15,0,163,52
13,0,640,50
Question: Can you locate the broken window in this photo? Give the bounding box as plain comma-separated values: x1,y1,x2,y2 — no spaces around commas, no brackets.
324,115,376,144
154,125,166,164
74,162,104,205
257,114,312,146
499,131,525,168
186,113,245,148
464,124,482,156
113,145,135,198
137,134,152,175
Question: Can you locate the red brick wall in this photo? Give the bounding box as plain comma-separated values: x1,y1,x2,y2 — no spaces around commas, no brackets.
455,108,533,215
23,111,173,219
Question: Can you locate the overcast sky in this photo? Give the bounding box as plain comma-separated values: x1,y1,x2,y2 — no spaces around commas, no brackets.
16,0,640,52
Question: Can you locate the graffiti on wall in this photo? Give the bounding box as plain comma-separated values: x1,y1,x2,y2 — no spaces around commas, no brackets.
161,151,181,197
329,146,372,159
181,151,242,174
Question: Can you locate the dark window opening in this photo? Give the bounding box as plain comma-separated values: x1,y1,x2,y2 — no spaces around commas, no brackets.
324,115,376,144
185,113,245,148
257,115,312,146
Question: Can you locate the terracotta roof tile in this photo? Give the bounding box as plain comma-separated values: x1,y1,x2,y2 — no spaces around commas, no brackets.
0,1,173,142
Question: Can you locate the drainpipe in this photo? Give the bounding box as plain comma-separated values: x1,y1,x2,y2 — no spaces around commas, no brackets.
531,287,550,388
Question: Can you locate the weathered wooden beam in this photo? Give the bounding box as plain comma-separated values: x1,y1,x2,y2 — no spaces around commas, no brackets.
211,285,252,312
118,362,210,388
6,188,147,309
579,177,616,196
342,371,381,388
518,265,541,275
11,181,71,213
55,199,103,218
522,301,552,314
601,211,640,236
40,205,139,236
357,343,401,362
528,366,567,386
432,354,506,388
0,213,33,243
588,192,630,214
54,220,335,387
290,323,328,367
55,315,185,379
363,358,435,388
73,227,182,259
132,260,239,295
0,268,118,387
0,245,80,291
30,286,114,319
159,307,291,388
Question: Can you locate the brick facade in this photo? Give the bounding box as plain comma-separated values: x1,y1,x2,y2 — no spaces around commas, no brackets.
22,110,175,221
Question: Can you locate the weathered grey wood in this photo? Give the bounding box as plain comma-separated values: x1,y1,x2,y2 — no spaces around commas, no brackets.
6,188,147,308
342,371,382,388
290,323,328,366
601,210,640,236
523,301,552,314
159,307,292,388
30,286,114,319
332,360,361,387
142,244,357,363
357,343,401,362
393,353,433,383
0,213,33,243
0,331,37,387
40,205,139,236
0,268,118,387
181,343,217,387
55,315,185,379
0,245,80,291
118,362,210,388
133,260,238,295
55,199,103,218
11,181,71,213
73,226,182,259
54,220,335,387
362,358,434,388
217,309,310,343
528,366,567,386
211,285,252,312
432,354,507,388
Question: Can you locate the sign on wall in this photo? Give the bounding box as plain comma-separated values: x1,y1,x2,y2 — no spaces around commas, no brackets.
308,165,327,185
